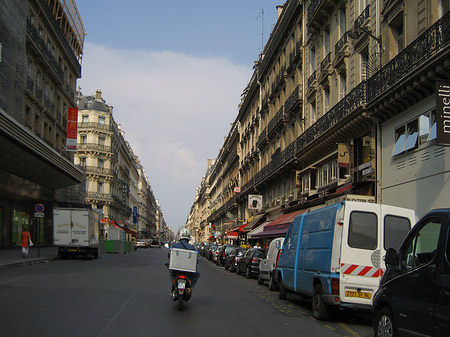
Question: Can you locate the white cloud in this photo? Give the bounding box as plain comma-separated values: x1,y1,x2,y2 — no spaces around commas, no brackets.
78,42,251,229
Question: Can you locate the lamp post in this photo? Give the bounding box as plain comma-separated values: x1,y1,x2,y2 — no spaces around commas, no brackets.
348,26,384,77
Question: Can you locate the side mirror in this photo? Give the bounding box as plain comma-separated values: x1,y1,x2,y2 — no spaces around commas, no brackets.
385,248,399,271
164,243,170,249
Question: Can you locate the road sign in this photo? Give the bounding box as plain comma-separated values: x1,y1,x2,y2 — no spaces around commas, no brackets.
35,203,44,213
34,212,44,218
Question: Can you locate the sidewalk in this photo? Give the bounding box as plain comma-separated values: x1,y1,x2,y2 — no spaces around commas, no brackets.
0,246,59,270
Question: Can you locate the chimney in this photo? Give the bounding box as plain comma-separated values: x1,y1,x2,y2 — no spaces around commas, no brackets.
277,4,284,19
95,90,102,100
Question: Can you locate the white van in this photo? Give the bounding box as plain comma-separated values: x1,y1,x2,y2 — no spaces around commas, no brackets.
258,237,285,290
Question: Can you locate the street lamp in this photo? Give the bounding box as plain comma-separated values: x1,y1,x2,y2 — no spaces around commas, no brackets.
348,25,384,77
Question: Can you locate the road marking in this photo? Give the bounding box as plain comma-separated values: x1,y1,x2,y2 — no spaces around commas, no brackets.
0,276,26,285
338,322,361,337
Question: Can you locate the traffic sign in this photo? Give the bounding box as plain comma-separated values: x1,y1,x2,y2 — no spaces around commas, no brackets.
34,212,44,218
35,203,44,213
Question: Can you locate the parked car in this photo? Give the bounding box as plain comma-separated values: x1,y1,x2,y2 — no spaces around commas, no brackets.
226,247,246,272
372,208,450,337
206,245,218,261
199,242,211,257
217,244,237,267
150,239,161,248
237,248,266,279
258,237,284,290
212,245,222,264
136,239,149,248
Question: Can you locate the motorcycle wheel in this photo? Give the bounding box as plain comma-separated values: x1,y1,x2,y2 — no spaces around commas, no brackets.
178,294,184,311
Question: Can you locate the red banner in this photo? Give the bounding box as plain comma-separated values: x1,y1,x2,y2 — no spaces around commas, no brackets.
66,107,78,151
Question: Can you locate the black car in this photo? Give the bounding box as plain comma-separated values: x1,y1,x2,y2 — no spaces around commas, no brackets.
373,208,450,337
217,244,237,267
206,245,218,261
226,247,246,272
237,248,266,279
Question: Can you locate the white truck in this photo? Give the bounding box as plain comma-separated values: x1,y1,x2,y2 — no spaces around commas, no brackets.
53,207,100,259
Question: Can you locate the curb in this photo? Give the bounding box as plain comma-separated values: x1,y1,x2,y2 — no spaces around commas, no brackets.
0,257,60,270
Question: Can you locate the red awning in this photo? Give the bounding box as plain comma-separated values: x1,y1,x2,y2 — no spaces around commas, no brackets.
238,223,247,232
264,209,309,229
225,231,238,239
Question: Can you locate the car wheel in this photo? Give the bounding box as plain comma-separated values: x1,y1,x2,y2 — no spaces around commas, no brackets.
374,307,396,337
279,278,287,300
268,273,277,291
245,266,252,279
258,272,264,285
312,284,329,321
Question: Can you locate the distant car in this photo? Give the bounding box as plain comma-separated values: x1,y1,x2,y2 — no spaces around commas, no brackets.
212,245,222,264
226,247,246,272
150,239,161,248
136,239,149,248
199,242,211,257
237,248,266,279
217,244,237,267
258,238,284,290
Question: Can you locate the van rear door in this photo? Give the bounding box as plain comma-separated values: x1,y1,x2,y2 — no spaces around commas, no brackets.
339,202,382,307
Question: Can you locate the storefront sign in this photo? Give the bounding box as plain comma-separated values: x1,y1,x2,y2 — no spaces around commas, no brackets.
66,107,78,151
436,81,450,145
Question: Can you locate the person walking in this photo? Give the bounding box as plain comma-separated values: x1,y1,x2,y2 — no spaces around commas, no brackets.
21,227,32,258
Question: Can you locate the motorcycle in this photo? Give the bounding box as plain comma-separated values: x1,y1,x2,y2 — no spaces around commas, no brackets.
172,273,192,311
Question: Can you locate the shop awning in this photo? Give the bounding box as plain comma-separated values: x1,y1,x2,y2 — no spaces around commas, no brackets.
241,213,266,232
253,209,310,239
224,231,239,239
248,221,270,238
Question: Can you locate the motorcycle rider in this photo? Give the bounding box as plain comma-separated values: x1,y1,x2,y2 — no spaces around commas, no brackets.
168,228,200,299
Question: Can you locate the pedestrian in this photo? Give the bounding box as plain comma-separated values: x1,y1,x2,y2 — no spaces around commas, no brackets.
253,241,261,249
21,227,32,258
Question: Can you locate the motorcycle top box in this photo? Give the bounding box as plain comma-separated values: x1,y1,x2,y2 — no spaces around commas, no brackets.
169,248,198,273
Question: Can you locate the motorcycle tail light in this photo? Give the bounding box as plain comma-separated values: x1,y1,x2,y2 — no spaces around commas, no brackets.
178,275,187,279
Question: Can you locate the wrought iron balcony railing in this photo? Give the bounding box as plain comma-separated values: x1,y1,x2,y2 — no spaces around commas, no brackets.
354,5,370,32
78,122,113,131
335,32,348,55
367,10,450,102
77,143,112,152
285,85,302,113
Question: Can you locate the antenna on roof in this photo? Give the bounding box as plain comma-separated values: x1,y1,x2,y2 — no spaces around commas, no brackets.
256,8,264,56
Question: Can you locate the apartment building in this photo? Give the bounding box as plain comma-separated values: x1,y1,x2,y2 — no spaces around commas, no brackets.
75,91,163,238
0,0,85,248
192,0,450,243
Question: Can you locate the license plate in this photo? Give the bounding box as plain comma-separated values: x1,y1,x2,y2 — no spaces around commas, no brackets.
345,290,371,299
178,282,186,289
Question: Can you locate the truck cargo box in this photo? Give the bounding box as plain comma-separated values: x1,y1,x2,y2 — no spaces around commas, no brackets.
169,248,198,273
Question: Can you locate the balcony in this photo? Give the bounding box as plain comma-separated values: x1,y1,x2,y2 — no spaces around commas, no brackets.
85,166,114,176
256,128,268,149
87,192,114,202
26,19,64,84
78,122,113,132
77,143,112,153
354,5,370,33
287,39,303,73
297,81,367,157
319,52,332,83
306,70,317,97
334,32,349,70
367,10,450,118
307,0,335,30
267,107,285,137
285,85,303,116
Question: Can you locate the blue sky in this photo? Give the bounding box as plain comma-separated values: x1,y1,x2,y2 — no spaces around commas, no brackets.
76,1,280,231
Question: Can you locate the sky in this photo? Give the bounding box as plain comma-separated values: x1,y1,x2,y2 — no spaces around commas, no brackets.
75,1,280,231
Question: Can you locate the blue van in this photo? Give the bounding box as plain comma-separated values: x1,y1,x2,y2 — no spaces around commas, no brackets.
276,201,416,320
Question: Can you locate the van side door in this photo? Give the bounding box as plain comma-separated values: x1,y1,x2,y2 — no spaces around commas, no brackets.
435,213,450,335
393,215,443,336
278,218,301,289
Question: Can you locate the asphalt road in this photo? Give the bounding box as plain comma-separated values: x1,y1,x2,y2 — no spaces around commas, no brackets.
0,248,373,337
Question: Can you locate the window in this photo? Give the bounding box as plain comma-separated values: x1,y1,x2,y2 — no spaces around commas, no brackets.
323,87,330,113
310,46,316,72
338,8,346,37
79,157,86,168
98,135,106,146
98,116,105,125
393,110,436,157
98,158,104,168
97,181,104,193
419,109,437,144
400,217,441,271
310,101,316,125
339,73,346,99
82,114,89,123
80,134,87,144
348,211,377,250
384,215,412,250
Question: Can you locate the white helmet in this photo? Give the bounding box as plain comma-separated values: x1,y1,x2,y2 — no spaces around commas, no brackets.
179,228,191,241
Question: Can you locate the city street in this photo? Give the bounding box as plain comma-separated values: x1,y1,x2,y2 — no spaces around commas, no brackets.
0,248,372,337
